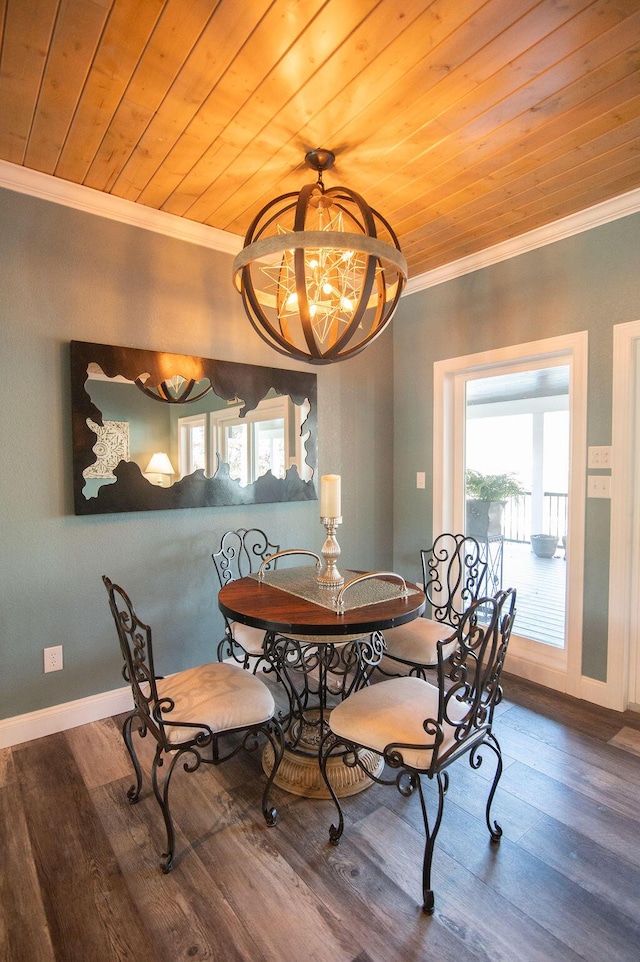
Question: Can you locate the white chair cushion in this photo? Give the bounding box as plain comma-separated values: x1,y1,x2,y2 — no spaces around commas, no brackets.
382,617,456,668
230,620,268,656
155,662,275,744
329,676,468,771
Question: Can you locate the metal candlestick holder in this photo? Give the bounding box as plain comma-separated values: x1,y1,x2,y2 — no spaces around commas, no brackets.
317,516,344,588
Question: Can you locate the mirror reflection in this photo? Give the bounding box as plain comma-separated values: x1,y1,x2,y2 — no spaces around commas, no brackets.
70,341,317,515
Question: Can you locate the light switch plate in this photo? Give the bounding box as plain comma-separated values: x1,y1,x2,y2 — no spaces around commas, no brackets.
587,475,611,498
416,472,426,489
588,445,612,468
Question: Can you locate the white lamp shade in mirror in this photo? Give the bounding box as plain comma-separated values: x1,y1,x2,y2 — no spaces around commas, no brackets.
145,452,176,486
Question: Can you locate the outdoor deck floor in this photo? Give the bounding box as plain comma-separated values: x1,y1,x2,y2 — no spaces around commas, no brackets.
500,539,566,647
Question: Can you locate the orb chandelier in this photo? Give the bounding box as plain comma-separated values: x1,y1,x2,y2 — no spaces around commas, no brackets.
232,149,408,364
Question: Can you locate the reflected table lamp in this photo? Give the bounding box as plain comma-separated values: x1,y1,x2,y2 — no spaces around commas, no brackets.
145,452,176,487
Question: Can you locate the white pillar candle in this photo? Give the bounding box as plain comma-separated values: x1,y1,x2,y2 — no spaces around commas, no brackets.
320,474,341,517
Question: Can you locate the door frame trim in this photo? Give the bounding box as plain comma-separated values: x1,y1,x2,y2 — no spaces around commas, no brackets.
609,319,640,711
433,332,589,701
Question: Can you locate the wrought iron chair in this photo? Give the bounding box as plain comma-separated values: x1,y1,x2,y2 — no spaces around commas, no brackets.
103,575,284,873
319,587,517,914
379,532,488,678
213,528,281,670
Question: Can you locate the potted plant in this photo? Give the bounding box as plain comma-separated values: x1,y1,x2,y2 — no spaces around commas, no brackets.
465,470,526,540
530,533,559,558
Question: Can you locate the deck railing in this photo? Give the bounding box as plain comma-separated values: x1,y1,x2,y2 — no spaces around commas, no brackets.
503,492,568,543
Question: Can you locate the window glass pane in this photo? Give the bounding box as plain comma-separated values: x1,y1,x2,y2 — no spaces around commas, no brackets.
254,417,285,479
190,424,206,472
225,423,248,484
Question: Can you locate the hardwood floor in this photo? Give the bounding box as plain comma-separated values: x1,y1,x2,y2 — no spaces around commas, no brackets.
2,674,640,962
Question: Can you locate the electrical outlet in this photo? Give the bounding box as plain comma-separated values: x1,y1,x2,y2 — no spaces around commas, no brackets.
44,645,63,673
588,445,612,468
587,475,611,499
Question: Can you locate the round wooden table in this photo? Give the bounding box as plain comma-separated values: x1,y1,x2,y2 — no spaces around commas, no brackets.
218,566,426,798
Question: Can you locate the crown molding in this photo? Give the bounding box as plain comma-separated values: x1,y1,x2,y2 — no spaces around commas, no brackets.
0,159,244,255
404,186,640,295
2,160,639,290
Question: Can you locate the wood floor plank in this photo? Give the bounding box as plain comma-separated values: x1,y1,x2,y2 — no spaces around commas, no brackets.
429,799,640,962
502,674,640,743
11,733,159,962
609,726,640,757
433,746,545,843
496,724,640,821
0,746,14,788
500,702,640,786
91,777,267,962
265,787,481,962
499,759,640,869
352,804,584,962
516,812,640,924
166,765,362,962
3,676,640,961
66,715,134,789
0,778,55,962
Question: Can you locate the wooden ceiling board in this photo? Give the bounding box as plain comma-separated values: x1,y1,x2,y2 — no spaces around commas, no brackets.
415,156,640,271
84,0,219,193
391,38,640,247
114,0,275,205
0,0,58,164
54,0,167,184
424,126,640,260
398,78,640,260
409,111,640,269
373,0,633,206
153,0,356,220
198,0,495,232
415,96,640,243
0,0,639,279
158,0,430,224
384,14,640,227
25,0,111,173
405,85,640,266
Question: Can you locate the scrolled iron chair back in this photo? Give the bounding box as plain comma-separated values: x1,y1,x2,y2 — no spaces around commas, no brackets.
437,587,517,763
103,576,163,739
213,527,280,586
421,533,487,627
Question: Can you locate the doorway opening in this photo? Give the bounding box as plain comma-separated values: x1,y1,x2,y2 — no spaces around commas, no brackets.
433,332,587,698
465,367,569,648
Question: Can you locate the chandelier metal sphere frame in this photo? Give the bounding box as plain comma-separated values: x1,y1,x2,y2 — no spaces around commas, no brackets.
232,149,408,364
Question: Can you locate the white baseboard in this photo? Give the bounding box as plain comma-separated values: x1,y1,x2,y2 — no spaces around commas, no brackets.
0,686,133,749
506,652,622,711
505,652,567,694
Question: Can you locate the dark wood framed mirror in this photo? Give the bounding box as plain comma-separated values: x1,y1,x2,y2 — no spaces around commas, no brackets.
70,341,317,515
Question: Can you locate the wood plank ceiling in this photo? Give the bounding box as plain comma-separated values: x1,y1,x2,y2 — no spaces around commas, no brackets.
1,0,639,280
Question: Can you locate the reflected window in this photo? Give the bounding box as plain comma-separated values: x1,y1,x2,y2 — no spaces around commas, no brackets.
178,414,206,478
212,397,287,484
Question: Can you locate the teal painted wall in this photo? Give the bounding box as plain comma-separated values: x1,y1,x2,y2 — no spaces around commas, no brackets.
0,188,394,721
393,213,640,682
